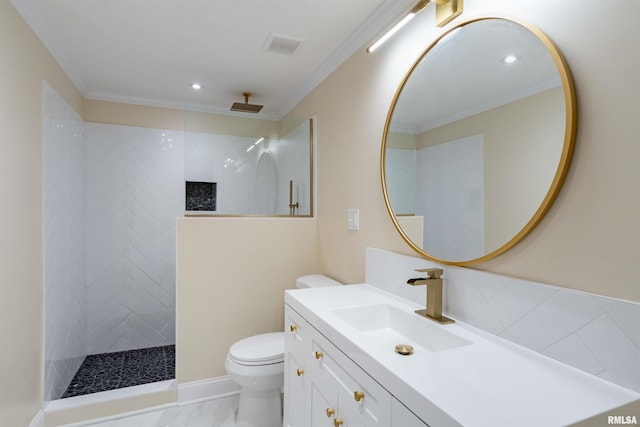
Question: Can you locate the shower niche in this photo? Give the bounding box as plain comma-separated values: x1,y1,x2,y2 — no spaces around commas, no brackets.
186,181,217,212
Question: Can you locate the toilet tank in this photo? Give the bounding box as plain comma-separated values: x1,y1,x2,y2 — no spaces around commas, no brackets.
296,274,342,289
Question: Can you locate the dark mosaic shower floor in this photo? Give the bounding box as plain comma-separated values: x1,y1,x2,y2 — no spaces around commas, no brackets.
62,345,175,398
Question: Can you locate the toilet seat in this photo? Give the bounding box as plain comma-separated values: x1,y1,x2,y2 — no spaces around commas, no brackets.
229,332,284,365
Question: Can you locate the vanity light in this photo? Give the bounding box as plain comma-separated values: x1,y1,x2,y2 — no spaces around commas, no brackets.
367,0,463,53
367,10,420,53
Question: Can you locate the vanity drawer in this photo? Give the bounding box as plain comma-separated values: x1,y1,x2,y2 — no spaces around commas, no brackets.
285,305,311,354
311,332,391,426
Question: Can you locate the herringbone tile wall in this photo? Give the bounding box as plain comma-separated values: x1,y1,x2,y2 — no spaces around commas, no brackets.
43,83,88,400
85,123,183,354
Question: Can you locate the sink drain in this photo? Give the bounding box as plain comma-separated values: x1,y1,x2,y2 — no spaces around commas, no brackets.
395,344,414,356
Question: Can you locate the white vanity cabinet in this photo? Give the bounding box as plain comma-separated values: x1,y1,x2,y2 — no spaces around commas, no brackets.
285,304,419,427
310,328,390,426
284,305,312,427
310,374,365,427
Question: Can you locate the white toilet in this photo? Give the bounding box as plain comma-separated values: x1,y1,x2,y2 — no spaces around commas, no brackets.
224,274,341,427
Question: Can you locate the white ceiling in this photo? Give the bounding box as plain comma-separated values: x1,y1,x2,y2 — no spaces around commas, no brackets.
12,0,415,119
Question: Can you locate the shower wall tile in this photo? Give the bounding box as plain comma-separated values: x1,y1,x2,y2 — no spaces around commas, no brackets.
274,120,312,215
85,123,183,354
365,247,640,393
43,82,87,400
184,120,311,215
184,132,256,214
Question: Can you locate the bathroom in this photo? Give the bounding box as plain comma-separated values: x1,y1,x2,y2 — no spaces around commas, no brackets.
1,0,639,426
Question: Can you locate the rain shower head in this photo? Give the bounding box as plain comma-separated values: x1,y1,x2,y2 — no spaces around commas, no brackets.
230,92,263,113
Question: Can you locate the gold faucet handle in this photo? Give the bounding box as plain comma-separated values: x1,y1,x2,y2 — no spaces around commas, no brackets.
415,268,443,279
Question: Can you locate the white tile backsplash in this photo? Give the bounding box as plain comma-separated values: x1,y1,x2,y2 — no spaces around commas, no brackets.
365,247,640,393
576,315,640,391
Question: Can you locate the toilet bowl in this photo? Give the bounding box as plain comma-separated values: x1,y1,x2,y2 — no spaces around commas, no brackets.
224,274,342,427
225,333,285,427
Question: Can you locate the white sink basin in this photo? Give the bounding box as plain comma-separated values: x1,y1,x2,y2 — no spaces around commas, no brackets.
331,304,471,353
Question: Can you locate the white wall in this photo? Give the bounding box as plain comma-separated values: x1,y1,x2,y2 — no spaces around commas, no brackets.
43,83,87,401
85,123,183,354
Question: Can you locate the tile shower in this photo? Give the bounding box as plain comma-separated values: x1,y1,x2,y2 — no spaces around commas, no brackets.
43,84,182,401
43,83,312,401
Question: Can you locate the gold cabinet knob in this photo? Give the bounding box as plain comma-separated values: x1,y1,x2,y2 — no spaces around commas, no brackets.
289,324,297,332
296,369,304,376
354,390,365,402
326,408,335,418
314,351,323,360
333,419,343,427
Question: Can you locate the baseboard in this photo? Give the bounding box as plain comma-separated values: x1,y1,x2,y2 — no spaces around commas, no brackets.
177,376,240,405
29,410,44,427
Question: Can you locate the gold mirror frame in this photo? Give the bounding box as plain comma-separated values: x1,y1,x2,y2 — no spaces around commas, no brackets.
381,17,577,265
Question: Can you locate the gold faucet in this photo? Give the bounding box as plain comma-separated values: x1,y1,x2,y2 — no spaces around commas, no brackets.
407,268,454,324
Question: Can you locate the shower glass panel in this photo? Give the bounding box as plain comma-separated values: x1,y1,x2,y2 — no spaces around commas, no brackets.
184,112,312,216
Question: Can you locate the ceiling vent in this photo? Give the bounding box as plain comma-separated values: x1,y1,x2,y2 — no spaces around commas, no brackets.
263,32,303,56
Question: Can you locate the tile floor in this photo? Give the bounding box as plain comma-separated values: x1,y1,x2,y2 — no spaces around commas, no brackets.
75,395,239,427
63,346,175,398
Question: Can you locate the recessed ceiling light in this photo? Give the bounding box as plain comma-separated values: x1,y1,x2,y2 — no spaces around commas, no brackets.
501,54,520,64
190,82,202,90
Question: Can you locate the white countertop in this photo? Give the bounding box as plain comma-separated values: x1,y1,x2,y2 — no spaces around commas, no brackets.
285,284,640,427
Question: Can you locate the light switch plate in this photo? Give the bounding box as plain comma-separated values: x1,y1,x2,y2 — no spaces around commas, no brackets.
347,209,359,230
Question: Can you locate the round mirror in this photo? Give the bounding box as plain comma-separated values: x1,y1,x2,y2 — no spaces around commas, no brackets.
381,17,577,265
